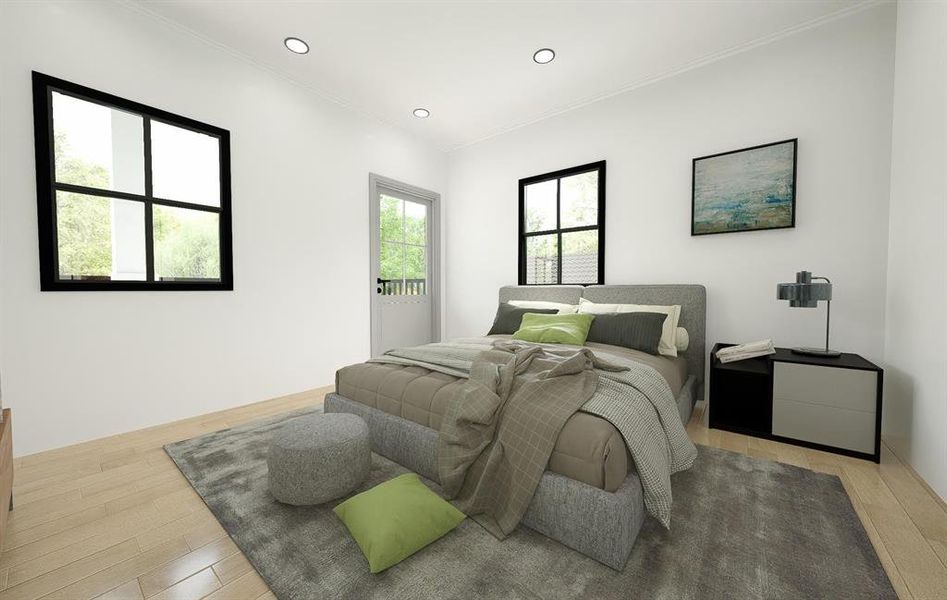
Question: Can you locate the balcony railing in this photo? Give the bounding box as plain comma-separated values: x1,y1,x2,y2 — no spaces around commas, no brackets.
379,278,426,296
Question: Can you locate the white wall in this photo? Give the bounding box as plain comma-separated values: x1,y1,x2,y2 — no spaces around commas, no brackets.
446,6,896,378
883,0,947,500
0,1,447,455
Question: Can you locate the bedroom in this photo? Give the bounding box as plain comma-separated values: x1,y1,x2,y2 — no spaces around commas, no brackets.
0,0,944,598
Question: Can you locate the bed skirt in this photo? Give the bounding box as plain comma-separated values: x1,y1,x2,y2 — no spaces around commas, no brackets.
328,391,656,571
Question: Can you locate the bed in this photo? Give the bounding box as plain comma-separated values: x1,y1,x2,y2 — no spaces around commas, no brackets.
326,284,706,569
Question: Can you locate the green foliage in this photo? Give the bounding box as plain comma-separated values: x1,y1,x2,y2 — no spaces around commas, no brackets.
53,132,220,281
379,195,426,288
562,229,598,255
524,172,599,259
54,133,113,278
559,171,598,231
153,207,220,280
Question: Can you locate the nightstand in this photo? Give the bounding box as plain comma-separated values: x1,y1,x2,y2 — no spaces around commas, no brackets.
709,343,883,462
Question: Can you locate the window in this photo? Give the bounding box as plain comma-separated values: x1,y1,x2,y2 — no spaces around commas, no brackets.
32,72,232,291
379,193,428,295
518,161,605,285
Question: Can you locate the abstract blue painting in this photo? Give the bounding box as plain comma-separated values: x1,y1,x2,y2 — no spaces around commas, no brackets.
692,139,797,235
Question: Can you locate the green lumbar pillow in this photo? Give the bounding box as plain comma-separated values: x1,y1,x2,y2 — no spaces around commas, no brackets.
512,312,596,345
333,473,465,573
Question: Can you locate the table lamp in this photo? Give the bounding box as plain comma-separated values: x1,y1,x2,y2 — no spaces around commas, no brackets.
776,270,841,357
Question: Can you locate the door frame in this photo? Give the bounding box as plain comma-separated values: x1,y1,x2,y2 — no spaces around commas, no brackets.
368,173,441,357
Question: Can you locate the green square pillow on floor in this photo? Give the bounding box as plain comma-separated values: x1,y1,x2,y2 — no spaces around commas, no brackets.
333,473,466,573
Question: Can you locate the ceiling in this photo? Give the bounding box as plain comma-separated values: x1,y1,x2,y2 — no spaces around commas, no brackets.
134,0,870,150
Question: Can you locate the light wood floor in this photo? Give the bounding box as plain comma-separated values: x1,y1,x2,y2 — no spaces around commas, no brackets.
2,391,945,600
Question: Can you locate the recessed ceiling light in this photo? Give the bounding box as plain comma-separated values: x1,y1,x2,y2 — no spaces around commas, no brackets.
284,37,309,54
413,108,430,119
533,48,556,64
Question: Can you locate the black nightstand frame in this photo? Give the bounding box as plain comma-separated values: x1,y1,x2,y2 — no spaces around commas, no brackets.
709,343,883,463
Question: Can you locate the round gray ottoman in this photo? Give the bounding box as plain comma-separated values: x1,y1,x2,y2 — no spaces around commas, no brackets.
267,413,370,505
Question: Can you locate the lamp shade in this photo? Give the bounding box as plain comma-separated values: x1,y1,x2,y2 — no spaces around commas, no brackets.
777,271,832,308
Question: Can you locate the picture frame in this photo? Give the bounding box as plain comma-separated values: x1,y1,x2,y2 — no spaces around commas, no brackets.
691,138,797,236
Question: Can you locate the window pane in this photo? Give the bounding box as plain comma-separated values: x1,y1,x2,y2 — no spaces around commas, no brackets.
52,92,144,195
153,205,220,280
56,191,145,280
151,121,220,206
561,230,599,284
404,200,426,245
380,242,404,281
405,245,426,295
560,171,598,228
525,234,558,284
380,195,403,243
524,180,557,233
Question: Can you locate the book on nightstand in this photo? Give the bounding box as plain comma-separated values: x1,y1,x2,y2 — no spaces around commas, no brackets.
715,339,776,363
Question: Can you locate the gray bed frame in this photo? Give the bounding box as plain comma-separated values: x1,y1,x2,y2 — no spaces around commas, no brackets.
326,284,706,570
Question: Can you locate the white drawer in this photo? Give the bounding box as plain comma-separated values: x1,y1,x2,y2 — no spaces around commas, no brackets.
772,398,876,454
773,362,877,413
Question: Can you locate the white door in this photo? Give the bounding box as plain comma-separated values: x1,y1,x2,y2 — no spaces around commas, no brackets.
369,175,440,356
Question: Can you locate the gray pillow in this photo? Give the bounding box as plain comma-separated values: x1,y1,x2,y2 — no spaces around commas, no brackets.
586,312,667,355
488,303,559,335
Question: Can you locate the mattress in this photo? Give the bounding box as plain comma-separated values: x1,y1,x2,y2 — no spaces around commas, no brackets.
336,342,688,493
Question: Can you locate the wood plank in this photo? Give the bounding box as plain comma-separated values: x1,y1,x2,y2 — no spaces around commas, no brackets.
718,430,749,455
877,446,947,568
0,539,139,600
136,511,217,553
15,460,161,508
103,480,189,516
2,505,108,553
834,468,914,600
1,504,158,569
100,450,166,472
8,474,180,536
37,538,190,600
80,464,170,500
92,580,143,600
932,539,947,571
6,530,137,588
148,568,219,600
183,520,226,552
202,571,267,600
745,437,779,462
773,442,810,469
210,552,254,586
137,537,237,598
844,461,947,599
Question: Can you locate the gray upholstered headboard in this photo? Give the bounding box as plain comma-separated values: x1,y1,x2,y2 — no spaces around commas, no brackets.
498,284,707,397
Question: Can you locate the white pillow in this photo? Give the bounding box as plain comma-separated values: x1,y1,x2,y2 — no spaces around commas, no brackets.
578,298,682,357
675,328,689,352
508,300,578,314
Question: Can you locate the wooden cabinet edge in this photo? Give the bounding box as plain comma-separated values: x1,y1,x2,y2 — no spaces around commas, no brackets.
0,409,13,547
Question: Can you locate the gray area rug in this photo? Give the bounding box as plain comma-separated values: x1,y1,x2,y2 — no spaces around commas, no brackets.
165,408,896,600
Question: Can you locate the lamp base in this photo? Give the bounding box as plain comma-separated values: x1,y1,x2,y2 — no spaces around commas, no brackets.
791,347,842,358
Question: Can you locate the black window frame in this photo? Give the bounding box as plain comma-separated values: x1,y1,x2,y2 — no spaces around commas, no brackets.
518,160,606,286
32,71,233,291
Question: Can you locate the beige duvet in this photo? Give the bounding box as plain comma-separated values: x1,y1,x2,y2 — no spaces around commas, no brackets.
335,336,687,492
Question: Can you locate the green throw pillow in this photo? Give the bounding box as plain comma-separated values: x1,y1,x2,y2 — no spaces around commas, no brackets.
512,312,596,345
333,473,465,573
